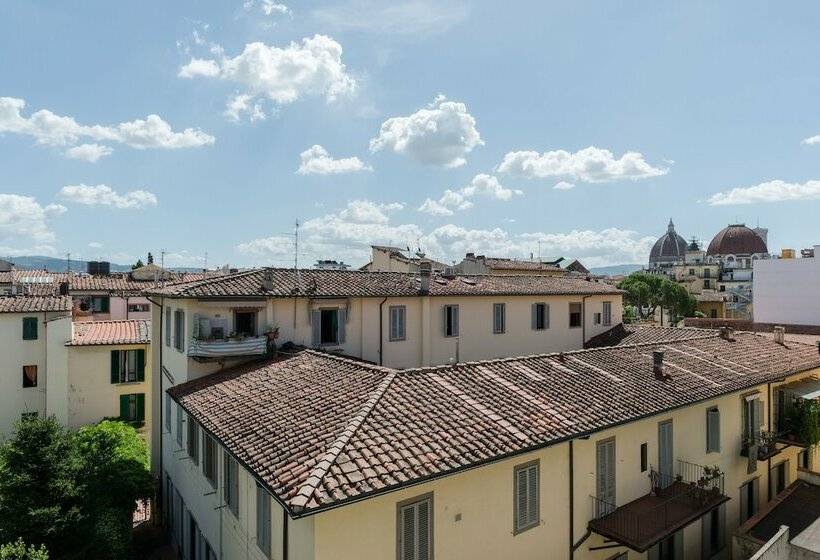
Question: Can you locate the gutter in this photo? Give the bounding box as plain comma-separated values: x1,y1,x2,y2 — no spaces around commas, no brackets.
581,295,591,346
145,295,164,525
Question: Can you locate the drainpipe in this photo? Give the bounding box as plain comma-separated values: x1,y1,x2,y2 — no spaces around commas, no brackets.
378,297,388,365
568,440,574,560
146,296,164,525
581,295,591,347
43,311,48,417
767,381,772,501
282,508,289,560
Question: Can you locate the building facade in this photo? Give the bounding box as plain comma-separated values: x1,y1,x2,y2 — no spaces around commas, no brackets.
753,246,820,326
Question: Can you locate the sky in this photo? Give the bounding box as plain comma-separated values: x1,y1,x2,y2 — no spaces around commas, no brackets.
2,1,820,269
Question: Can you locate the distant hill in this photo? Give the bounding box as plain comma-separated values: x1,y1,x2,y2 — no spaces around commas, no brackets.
589,264,644,277
2,255,202,273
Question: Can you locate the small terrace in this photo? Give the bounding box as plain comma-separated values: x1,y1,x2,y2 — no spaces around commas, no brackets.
588,460,729,552
187,311,273,360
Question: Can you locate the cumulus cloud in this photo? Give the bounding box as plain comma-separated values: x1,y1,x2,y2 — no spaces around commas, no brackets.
88,241,103,249
418,174,521,216
497,146,668,183
801,135,820,145
0,194,65,247
553,181,575,190
370,95,482,168
236,199,654,267
64,143,113,163
59,184,158,210
297,144,372,175
707,179,820,206
312,1,468,35
224,94,266,122
0,97,214,156
178,35,357,121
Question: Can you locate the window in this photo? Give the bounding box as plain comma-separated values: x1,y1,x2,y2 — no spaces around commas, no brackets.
513,461,539,534
176,403,184,447
92,296,110,313
703,279,711,289
701,504,726,558
710,309,718,319
22,365,37,388
742,395,762,448
128,303,150,313
798,449,811,470
119,393,145,423
640,443,648,472
593,313,601,325
110,349,145,383
531,303,549,331
706,408,720,453
397,494,433,560
443,305,459,337
165,394,172,433
603,302,612,326
739,478,759,523
223,451,239,517
22,317,37,340
234,311,257,337
689,268,695,275
492,303,505,334
569,303,582,328
256,483,272,558
390,306,407,341
719,285,726,292
596,439,616,516
771,461,789,497
311,308,346,346
165,308,172,347
203,434,218,489
174,309,185,352
187,417,199,465
704,269,711,279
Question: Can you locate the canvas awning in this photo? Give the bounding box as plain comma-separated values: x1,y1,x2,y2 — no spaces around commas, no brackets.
781,377,820,400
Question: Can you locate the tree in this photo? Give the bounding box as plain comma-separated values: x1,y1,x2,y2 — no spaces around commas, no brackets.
618,272,697,324
146,252,154,265
131,259,144,270
0,540,49,560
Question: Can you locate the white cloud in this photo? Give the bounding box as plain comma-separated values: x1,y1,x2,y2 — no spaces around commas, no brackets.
338,200,403,224
0,97,214,153
707,179,820,206
237,199,653,267
370,95,482,168
311,1,468,35
418,174,521,216
59,184,158,210
0,194,65,246
64,143,113,163
801,135,820,145
243,0,292,16
497,146,668,183
297,144,372,175
553,181,576,190
88,241,103,249
178,35,357,121
224,94,267,122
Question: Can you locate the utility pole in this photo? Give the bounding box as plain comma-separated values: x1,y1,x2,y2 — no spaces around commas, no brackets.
160,249,166,270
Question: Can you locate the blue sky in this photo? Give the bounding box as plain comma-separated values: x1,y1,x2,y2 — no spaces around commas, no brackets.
2,1,820,268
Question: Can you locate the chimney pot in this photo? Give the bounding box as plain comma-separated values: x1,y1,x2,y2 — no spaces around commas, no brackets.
719,326,735,341
773,326,785,345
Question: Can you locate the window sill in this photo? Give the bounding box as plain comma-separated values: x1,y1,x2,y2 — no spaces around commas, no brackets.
513,521,540,536
389,338,407,342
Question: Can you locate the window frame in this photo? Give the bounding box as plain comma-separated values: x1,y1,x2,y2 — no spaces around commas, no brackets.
513,459,540,535
569,302,582,328
389,305,407,342
532,302,549,331
640,442,648,473
165,393,172,433
706,407,721,453
603,301,612,326
443,305,459,338
174,309,185,353
396,492,434,560
22,317,38,340
256,482,272,558
223,451,240,518
22,365,38,388
203,433,218,489
492,303,505,334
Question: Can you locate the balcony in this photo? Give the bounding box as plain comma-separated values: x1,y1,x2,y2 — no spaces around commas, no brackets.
741,431,781,461
187,335,269,360
588,461,729,552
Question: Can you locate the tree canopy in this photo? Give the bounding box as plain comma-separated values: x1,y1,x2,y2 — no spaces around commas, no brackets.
0,418,152,559
0,540,49,560
617,272,697,324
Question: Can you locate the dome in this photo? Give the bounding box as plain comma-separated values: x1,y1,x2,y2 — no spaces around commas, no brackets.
649,219,688,264
706,224,768,256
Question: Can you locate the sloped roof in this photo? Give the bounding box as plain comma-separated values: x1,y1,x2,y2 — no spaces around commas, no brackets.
584,324,718,348
168,331,820,517
146,267,621,298
67,320,151,346
0,295,72,313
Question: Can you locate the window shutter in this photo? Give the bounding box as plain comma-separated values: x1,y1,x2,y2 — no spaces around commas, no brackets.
400,503,415,560
516,468,527,530
707,409,720,452
223,450,231,506
110,350,121,384
119,395,129,419
101,297,110,313
531,304,537,330
165,310,171,346
752,478,760,515
232,459,239,517
337,309,346,344
452,306,458,337
417,499,431,560
756,399,764,429
22,317,37,340
136,393,145,421
136,349,145,382
311,310,321,346
701,510,712,560
442,306,448,336
544,304,550,329
526,465,538,527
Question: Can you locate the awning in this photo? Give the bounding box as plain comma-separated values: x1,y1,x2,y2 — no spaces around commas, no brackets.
781,377,820,401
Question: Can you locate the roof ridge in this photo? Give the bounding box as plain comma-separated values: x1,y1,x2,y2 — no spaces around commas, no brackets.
289,368,398,512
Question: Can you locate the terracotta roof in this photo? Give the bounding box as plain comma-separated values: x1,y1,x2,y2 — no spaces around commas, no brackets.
584,324,718,348
0,268,209,295
67,320,151,346
481,258,562,271
146,267,621,299
169,331,820,517
707,224,768,256
0,295,72,313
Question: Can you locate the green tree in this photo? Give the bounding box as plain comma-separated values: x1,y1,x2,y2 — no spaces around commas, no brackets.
618,272,697,324
131,259,144,270
0,540,49,560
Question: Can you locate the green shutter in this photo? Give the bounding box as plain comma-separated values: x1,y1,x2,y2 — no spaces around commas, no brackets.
100,297,110,313
119,394,129,419
136,349,145,382
110,351,121,384
22,317,37,340
136,394,145,421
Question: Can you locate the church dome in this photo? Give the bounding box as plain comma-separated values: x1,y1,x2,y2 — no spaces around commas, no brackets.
706,224,768,256
649,219,688,264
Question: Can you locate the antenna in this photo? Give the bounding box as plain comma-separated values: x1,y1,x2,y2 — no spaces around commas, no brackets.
160,249,166,270
66,252,71,273
294,220,301,285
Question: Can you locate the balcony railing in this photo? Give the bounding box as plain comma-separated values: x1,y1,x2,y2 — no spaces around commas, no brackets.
187,335,269,359
741,431,780,461
588,460,728,552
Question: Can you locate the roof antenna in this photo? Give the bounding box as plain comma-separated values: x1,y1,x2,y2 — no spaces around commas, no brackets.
66,252,71,273
294,219,301,287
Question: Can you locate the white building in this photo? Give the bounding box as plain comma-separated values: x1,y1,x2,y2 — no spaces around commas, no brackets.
753,246,820,326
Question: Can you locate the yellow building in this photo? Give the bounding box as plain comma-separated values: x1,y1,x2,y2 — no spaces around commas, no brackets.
161,326,820,560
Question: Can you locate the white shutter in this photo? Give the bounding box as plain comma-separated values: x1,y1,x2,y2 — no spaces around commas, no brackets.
337,309,346,344
399,498,432,560
311,310,321,346
544,304,550,329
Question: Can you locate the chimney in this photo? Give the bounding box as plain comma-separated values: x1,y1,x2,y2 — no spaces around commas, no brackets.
261,268,274,291
58,281,69,296
466,252,475,260
773,326,785,345
719,326,735,341
653,350,666,379
419,260,432,293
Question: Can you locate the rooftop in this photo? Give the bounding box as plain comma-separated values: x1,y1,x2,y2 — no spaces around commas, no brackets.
584,324,717,348
0,295,72,313
147,267,621,299
67,319,151,346
168,331,820,517
739,479,820,554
